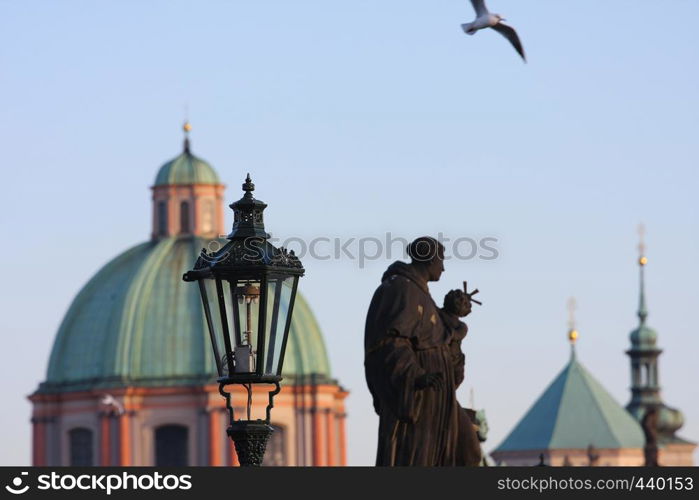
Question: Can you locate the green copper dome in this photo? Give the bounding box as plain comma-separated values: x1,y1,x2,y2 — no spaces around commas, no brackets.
154,145,220,186
39,237,331,393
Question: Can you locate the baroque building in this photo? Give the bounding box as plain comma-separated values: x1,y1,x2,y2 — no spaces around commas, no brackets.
491,245,695,466
30,125,348,466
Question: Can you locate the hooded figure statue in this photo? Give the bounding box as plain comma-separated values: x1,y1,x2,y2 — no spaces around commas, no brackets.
364,237,481,466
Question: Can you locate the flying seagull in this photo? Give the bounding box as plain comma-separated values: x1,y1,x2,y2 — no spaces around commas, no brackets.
461,0,526,62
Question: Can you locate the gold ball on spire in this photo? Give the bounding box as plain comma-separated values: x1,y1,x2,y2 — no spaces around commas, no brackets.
568,329,579,343
639,256,648,266
183,121,192,133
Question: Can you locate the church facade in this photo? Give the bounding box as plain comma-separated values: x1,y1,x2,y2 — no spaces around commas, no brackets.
30,126,348,466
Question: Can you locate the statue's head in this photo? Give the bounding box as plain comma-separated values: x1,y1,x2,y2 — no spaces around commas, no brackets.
407,236,445,282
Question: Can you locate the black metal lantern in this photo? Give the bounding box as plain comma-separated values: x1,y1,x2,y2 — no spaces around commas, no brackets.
183,174,304,466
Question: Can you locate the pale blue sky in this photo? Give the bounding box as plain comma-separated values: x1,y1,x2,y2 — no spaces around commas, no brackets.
1,0,698,465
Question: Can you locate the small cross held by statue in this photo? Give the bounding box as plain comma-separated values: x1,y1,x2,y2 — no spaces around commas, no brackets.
463,281,482,306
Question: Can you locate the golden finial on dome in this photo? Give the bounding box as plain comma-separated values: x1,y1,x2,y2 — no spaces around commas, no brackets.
182,120,192,153
567,297,578,345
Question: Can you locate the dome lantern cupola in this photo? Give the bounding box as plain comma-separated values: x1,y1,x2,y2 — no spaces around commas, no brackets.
151,123,225,240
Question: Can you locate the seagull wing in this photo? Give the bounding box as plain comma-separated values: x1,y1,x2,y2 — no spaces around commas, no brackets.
491,22,526,62
470,0,489,17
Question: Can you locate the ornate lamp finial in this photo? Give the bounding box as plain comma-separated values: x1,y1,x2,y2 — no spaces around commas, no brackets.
226,174,268,239
242,173,255,198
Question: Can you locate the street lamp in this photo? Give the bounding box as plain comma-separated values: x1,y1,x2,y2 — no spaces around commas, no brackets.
183,174,304,466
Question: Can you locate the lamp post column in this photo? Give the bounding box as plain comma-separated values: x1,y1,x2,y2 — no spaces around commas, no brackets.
184,174,304,467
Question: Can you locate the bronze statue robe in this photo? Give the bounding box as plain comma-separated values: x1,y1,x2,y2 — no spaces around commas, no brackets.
364,261,481,466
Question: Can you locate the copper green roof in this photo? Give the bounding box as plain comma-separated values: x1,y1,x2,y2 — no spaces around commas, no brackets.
40,237,331,393
154,148,220,186
495,350,644,451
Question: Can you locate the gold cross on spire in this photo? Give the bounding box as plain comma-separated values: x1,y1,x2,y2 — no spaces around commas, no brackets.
183,103,192,134
638,223,648,266
567,297,578,344
182,103,192,153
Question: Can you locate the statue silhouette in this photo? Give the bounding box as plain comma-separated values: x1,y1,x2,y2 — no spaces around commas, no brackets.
364,237,481,466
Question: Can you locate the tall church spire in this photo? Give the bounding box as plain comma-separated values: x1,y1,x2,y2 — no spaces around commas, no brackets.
625,226,687,446
626,224,661,417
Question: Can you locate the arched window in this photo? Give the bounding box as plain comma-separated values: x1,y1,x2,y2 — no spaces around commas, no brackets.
180,201,190,234
155,425,188,466
262,425,286,466
69,428,93,466
157,201,168,236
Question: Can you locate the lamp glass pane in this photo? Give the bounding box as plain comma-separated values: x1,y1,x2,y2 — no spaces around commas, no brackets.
264,276,295,375
201,279,229,375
